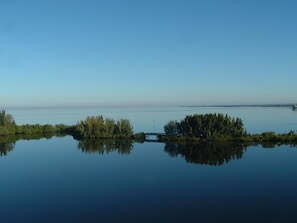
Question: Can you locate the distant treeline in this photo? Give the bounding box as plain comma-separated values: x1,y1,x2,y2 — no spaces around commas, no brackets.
181,104,295,108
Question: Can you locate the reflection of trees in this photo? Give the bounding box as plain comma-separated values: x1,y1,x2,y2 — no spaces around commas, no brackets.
77,139,133,155
0,137,15,156
164,142,247,166
0,133,63,157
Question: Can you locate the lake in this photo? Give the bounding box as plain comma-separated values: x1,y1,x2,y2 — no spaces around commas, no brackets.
1,106,297,222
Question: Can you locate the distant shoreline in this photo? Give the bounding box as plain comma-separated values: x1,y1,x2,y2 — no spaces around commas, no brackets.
180,104,295,108
3,104,296,110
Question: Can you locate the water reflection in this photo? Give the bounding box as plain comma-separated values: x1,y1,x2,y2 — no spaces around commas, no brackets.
0,133,66,157
1,135,297,162
0,137,15,156
77,139,134,155
164,142,247,166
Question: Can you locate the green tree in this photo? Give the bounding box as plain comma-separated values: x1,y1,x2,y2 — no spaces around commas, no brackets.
165,113,246,139
105,118,116,138
164,120,179,135
115,119,133,138
0,110,16,127
75,116,133,139
0,110,16,135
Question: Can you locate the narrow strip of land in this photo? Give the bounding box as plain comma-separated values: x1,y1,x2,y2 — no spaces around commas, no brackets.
180,104,295,108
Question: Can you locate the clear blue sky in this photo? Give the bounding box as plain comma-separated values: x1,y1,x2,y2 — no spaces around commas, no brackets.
1,0,296,107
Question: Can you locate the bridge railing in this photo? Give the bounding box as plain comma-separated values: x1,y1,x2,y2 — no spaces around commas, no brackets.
144,133,166,141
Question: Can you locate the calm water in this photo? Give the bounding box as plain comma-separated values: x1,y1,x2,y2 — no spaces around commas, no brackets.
1,106,297,222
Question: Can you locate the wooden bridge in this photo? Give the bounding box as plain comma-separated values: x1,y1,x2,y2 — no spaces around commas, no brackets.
144,133,166,142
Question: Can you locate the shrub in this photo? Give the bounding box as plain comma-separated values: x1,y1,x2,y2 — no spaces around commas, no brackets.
75,116,134,139
164,113,246,138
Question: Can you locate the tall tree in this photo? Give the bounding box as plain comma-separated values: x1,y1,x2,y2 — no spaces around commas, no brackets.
0,110,16,127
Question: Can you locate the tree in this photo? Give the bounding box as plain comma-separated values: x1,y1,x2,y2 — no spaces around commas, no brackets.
164,113,246,138
105,118,116,138
0,110,16,127
164,120,179,135
0,110,16,136
75,116,134,139
115,119,133,138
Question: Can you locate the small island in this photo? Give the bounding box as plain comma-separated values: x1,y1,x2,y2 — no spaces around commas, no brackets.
161,113,297,144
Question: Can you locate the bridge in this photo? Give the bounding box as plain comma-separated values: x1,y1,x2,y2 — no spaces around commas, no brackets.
144,133,166,142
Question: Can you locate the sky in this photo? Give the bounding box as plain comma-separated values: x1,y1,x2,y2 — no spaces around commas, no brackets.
1,0,296,107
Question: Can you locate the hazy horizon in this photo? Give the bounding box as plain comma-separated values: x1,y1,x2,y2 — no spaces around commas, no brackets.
2,102,296,110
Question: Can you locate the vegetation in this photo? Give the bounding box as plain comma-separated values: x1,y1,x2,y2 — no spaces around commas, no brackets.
1,110,297,160
0,110,296,145
241,131,297,144
73,116,134,139
162,113,297,144
0,110,73,136
164,113,246,139
0,110,16,135
0,110,143,141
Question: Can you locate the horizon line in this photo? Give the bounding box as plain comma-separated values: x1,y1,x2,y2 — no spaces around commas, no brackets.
2,103,296,110
180,103,296,108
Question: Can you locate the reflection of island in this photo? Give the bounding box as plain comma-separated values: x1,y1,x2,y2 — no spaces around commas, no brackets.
164,142,247,166
77,139,134,155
